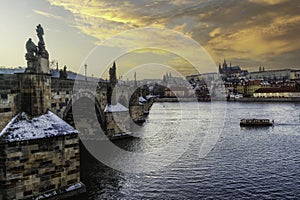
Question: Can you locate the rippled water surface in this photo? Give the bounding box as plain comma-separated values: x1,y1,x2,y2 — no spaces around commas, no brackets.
79,102,300,199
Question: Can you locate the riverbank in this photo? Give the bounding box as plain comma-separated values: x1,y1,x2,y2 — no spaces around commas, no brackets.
236,97,300,102
154,98,199,102
157,97,300,103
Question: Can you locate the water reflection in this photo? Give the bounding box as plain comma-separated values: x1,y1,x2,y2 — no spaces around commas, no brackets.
78,102,300,199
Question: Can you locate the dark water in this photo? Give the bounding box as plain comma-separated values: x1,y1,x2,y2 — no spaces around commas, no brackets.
79,102,300,199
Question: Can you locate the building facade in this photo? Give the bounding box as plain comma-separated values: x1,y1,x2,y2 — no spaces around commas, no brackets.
247,69,291,81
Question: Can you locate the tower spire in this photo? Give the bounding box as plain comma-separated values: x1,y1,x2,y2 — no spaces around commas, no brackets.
84,64,87,81
134,72,137,86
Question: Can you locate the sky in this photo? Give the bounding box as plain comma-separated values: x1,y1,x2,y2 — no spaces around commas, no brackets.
0,0,300,78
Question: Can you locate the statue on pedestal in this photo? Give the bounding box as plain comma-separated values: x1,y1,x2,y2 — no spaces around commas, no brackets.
25,38,37,59
25,24,49,73
36,24,44,44
36,24,49,59
59,65,68,79
25,38,38,73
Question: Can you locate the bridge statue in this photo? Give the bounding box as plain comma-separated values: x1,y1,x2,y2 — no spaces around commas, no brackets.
25,38,37,59
36,24,44,44
25,24,49,73
25,38,38,73
36,24,49,59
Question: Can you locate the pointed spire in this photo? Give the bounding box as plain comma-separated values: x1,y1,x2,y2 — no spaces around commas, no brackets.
84,63,87,81
109,61,117,87
223,58,227,69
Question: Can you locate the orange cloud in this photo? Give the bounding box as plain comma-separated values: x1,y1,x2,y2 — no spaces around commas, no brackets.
249,0,289,5
44,0,300,71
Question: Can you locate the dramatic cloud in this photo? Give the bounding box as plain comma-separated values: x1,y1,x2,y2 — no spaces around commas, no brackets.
249,0,289,5
41,0,300,72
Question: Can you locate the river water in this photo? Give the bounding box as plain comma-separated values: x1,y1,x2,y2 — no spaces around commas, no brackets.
79,102,300,199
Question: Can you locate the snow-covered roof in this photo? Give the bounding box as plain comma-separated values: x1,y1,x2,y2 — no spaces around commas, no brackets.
139,96,147,103
104,103,129,113
50,69,104,82
0,68,105,83
146,95,155,100
0,111,78,142
0,67,25,74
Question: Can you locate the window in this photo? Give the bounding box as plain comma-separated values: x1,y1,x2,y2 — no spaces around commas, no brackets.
0,108,11,112
1,93,8,100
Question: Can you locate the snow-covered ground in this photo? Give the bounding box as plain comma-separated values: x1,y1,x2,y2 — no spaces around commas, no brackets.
104,103,129,113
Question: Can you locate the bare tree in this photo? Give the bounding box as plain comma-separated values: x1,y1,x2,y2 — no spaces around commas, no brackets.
49,59,58,70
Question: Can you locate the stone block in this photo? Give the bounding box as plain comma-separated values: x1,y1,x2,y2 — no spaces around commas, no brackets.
6,151,22,158
15,192,23,199
1,120,81,199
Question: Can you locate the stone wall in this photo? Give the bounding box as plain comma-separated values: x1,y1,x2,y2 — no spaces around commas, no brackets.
130,105,145,121
0,74,20,91
0,74,135,134
50,78,74,118
18,73,51,116
0,76,108,129
50,78,108,120
105,112,131,137
144,98,154,113
0,74,21,131
0,93,19,132
0,134,80,200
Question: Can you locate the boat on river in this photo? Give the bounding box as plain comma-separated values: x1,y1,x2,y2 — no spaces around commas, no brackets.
240,118,274,127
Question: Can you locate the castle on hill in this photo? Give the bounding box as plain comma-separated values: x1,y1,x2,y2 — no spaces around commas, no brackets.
218,59,242,75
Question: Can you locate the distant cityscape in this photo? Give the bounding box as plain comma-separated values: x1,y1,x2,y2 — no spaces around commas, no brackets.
1,58,300,103
187,59,300,101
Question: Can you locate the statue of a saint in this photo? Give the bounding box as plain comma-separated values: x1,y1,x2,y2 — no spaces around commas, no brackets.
25,38,37,56
36,24,44,43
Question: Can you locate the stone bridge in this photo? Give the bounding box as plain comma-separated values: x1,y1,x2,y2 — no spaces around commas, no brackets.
0,24,155,200
0,73,152,138
0,23,152,138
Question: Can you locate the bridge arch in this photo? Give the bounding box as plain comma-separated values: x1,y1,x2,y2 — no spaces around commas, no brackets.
63,89,105,128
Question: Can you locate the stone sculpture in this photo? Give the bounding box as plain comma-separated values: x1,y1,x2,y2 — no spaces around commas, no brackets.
25,24,49,73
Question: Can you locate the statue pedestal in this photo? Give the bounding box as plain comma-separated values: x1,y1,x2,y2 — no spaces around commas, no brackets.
18,73,51,116
38,57,49,74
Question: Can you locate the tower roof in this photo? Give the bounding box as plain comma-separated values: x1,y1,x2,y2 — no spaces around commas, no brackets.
0,111,78,142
